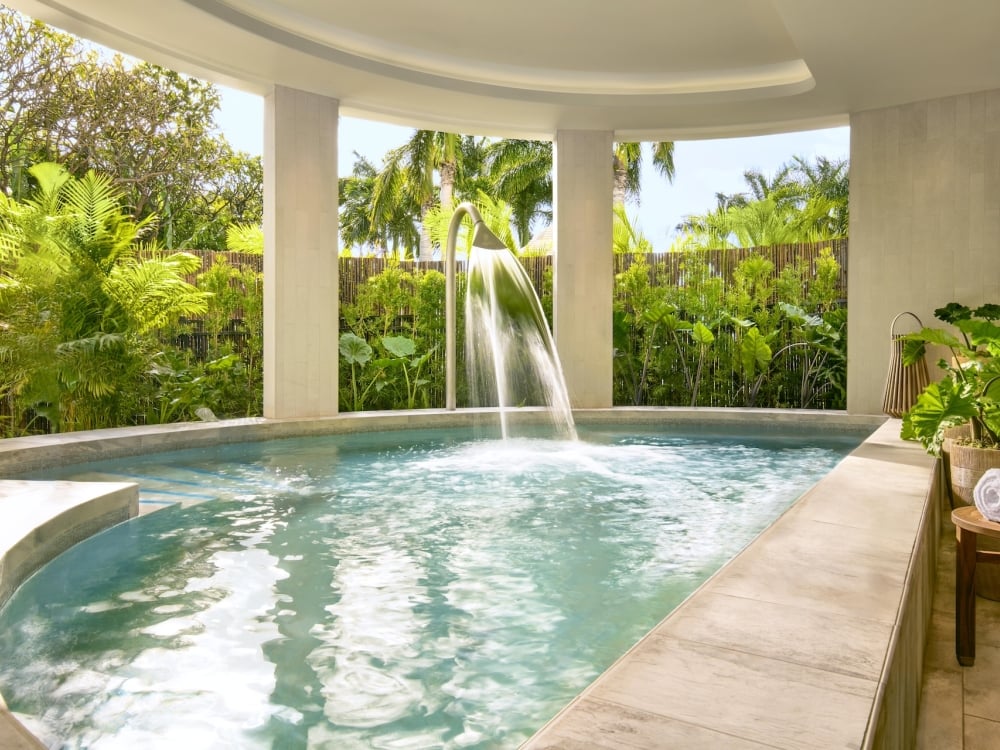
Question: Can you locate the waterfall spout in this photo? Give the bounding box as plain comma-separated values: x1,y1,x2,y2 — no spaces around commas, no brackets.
445,203,576,440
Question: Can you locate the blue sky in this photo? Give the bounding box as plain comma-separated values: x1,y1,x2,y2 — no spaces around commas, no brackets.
216,87,850,249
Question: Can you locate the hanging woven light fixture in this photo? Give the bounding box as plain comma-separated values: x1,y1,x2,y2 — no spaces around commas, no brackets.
882,311,930,417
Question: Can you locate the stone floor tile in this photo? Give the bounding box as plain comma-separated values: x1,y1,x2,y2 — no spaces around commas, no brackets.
708,547,906,625
964,715,1000,750
588,636,874,750
971,596,1000,649
926,605,956,646
914,667,963,750
661,591,891,680
963,644,1000,720
924,634,964,673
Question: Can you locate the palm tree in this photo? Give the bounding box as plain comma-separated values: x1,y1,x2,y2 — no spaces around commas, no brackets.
741,164,796,202
790,155,849,238
484,139,553,247
612,204,653,254
612,141,675,206
482,139,674,247
365,134,676,255
676,156,849,249
370,130,467,261
424,190,518,255
675,193,744,248
339,153,419,257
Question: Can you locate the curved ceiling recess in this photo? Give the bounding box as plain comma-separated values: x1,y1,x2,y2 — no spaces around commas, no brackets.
11,0,1000,139
185,0,815,103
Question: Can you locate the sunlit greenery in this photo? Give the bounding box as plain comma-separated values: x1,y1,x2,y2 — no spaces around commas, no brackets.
0,8,261,251
0,163,210,432
0,6,851,433
675,156,849,249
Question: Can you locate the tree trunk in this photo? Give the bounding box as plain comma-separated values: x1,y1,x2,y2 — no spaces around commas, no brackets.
418,199,434,261
439,160,456,211
612,156,628,206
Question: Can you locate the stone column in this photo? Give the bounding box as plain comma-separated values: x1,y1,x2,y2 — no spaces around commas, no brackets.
263,86,340,418
553,130,614,408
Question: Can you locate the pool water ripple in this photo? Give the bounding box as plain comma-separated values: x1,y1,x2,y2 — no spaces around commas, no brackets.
0,427,861,748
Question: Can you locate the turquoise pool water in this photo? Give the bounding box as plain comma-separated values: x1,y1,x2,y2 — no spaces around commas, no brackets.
0,426,864,749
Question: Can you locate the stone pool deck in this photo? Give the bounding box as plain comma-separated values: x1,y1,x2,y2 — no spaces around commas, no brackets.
0,410,948,747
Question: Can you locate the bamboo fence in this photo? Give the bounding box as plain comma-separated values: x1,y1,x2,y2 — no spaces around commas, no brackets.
176,240,847,311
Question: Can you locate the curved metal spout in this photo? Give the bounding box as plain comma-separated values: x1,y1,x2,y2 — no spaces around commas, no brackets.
446,202,506,410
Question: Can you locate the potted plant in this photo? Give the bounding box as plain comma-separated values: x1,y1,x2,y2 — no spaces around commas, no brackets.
901,302,1000,459
901,302,1000,598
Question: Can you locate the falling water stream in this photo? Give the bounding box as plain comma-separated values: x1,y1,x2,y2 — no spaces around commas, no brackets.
464,246,576,440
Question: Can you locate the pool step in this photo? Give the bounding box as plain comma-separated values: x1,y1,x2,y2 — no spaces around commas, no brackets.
51,466,297,513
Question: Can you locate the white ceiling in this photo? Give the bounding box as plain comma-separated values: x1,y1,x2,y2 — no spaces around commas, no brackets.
10,0,1000,140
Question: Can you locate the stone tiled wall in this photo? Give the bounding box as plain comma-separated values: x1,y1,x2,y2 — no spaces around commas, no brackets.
849,88,1000,414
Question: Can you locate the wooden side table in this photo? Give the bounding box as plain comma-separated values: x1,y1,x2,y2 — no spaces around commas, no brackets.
952,505,1000,666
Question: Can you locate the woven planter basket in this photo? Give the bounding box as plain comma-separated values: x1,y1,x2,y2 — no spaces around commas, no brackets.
881,312,930,417
944,424,1000,600
948,442,1000,506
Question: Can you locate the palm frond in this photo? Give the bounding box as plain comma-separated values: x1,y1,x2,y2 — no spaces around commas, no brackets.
103,254,209,334
225,223,263,254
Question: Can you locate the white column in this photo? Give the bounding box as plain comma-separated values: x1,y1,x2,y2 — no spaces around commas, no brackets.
263,86,340,418
553,130,614,408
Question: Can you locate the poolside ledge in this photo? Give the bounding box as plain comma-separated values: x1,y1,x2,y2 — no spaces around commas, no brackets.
0,479,139,748
524,417,939,749
0,480,139,609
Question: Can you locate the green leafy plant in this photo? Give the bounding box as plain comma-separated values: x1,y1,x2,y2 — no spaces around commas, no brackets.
378,335,435,409
338,331,435,411
0,162,209,433
225,223,263,254
148,352,244,423
612,255,670,405
737,325,775,406
901,303,1000,455
339,332,375,411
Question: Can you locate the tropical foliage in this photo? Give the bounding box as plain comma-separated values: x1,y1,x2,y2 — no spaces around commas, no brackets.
365,132,490,260
0,168,846,431
0,8,262,251
483,139,553,247
339,262,450,411
0,163,210,432
339,133,679,258
612,245,845,408
901,303,1000,455
0,6,852,432
612,141,675,206
676,157,849,249
334,230,846,413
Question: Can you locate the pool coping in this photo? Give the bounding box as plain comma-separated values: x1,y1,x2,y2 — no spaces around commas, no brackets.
0,408,934,748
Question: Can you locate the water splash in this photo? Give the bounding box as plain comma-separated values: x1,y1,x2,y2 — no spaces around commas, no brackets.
465,248,576,440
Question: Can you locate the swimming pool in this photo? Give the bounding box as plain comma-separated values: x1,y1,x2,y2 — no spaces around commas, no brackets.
0,424,865,748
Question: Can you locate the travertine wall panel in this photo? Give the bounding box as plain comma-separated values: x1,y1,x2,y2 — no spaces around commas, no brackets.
849,88,1000,414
